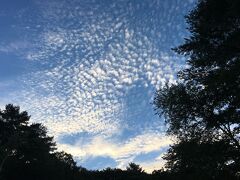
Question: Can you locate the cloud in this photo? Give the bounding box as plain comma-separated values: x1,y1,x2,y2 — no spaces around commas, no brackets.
0,0,196,171
57,131,173,172
0,41,32,54
15,6,182,136
138,155,166,173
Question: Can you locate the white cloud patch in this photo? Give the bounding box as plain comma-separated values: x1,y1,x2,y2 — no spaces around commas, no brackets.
57,131,173,172
139,155,166,173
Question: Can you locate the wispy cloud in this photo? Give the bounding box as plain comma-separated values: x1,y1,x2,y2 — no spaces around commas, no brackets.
0,41,32,54
57,131,173,172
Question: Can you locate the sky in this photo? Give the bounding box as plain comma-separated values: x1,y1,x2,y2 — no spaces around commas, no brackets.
0,0,196,173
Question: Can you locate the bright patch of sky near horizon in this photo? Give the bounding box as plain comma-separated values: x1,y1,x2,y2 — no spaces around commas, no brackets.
0,0,196,172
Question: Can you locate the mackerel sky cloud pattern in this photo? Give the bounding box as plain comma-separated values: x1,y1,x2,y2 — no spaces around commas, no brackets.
0,0,196,172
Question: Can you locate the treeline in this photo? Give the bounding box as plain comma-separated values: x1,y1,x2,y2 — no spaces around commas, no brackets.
1,0,240,179
0,102,238,180
0,105,200,180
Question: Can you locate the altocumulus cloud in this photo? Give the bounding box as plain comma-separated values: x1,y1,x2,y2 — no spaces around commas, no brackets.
0,0,196,172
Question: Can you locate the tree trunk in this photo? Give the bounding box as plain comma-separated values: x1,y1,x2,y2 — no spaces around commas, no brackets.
0,154,9,175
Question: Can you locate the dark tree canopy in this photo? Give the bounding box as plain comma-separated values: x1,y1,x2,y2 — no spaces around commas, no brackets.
0,104,80,180
154,0,240,179
126,162,144,173
164,139,238,180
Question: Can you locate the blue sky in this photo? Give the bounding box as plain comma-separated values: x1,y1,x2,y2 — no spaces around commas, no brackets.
0,0,196,172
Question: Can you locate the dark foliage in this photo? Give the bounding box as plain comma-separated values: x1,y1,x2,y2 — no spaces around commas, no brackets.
0,104,80,180
154,0,240,179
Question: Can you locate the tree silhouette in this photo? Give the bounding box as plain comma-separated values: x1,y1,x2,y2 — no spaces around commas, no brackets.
126,162,144,174
0,105,83,180
154,0,240,179
0,104,57,179
0,104,29,173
